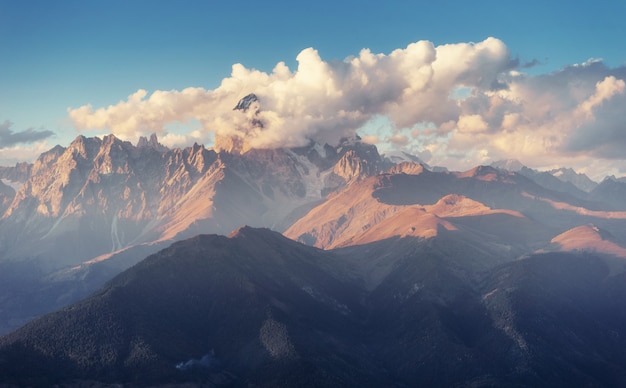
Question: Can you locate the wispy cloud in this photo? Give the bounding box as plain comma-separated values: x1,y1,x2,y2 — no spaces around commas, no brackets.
520,58,542,69
0,121,54,148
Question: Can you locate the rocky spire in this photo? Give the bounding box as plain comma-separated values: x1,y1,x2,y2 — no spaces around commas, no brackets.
233,93,259,112
137,133,168,152
214,94,262,153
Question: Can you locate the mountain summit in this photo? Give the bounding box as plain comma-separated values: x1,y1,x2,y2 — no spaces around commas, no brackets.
233,93,259,112
214,93,263,153
136,133,168,152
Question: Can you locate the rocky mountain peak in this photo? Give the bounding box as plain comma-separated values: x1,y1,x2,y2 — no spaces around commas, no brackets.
0,162,32,184
387,162,427,175
137,133,168,153
66,135,102,162
213,133,246,154
31,145,65,175
458,165,508,181
548,167,597,192
333,150,371,183
228,225,278,241
215,94,262,154
381,150,428,170
233,93,259,112
92,135,136,175
491,159,525,172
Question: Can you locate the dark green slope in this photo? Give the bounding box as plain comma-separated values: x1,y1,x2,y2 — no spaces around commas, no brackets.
481,252,626,387
2,228,626,387
359,241,626,387
0,227,380,386
357,237,521,387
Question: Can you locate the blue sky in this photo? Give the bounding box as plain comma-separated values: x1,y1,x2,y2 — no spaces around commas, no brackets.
1,0,626,179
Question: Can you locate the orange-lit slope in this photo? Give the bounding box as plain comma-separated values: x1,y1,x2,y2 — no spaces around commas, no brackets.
550,224,626,259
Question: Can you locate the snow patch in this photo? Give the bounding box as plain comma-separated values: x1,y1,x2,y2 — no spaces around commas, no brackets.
383,150,423,164
394,283,423,301
176,350,220,371
406,283,422,298
302,286,351,315
313,142,326,158
482,288,499,300
0,179,22,192
286,149,324,200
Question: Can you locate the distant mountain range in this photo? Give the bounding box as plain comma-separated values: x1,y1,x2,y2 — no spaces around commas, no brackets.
491,158,598,192
1,98,626,385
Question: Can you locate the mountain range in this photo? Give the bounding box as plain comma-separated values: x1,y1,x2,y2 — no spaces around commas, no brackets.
1,112,626,385
0,131,387,334
1,226,626,386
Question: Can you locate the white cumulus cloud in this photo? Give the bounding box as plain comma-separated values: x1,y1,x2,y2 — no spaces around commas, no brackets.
67,38,626,179
68,37,512,150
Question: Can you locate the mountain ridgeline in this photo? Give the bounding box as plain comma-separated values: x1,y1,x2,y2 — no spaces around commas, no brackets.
0,133,384,269
1,120,626,385
0,132,388,334
1,227,626,386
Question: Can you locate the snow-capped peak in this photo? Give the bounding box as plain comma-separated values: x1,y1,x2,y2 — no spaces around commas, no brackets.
490,159,525,172
382,150,424,165
233,93,259,112
548,167,597,192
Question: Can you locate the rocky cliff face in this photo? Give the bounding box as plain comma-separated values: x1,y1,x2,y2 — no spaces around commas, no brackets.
0,161,32,183
1,135,181,266
0,133,383,269
0,180,14,215
0,132,386,334
589,177,626,210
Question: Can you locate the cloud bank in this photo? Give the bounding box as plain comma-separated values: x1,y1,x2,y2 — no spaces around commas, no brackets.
68,38,626,178
68,38,511,147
